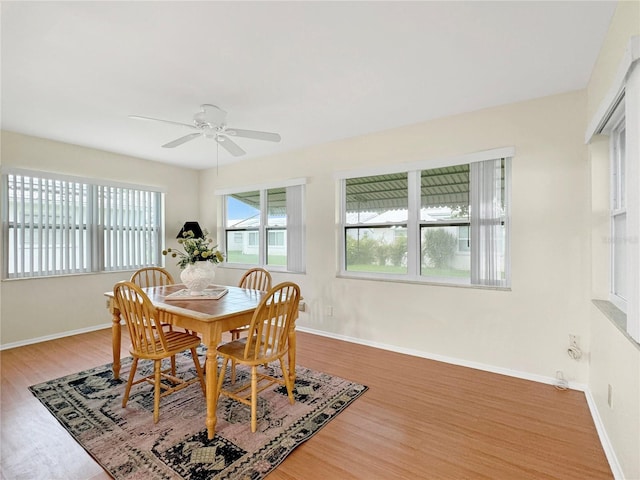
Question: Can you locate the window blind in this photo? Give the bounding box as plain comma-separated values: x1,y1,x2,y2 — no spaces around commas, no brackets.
2,170,163,279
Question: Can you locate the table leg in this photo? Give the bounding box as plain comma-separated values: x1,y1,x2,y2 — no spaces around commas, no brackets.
112,309,122,380
204,327,222,440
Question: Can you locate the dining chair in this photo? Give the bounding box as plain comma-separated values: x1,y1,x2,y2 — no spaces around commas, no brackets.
130,266,195,339
130,266,175,288
216,281,301,432
230,267,272,341
113,281,205,423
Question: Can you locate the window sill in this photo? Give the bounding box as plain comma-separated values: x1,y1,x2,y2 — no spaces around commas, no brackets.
217,264,305,275
592,299,640,351
337,273,511,291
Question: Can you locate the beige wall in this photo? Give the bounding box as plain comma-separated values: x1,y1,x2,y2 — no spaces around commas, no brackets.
0,131,200,345
586,1,640,478
205,90,592,387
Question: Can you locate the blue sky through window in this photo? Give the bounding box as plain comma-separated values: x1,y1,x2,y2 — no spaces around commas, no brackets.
228,196,259,222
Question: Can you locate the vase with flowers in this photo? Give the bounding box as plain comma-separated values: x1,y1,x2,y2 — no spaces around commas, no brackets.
163,229,224,296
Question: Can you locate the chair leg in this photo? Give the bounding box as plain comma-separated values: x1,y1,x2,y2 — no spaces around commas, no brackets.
170,355,176,376
190,347,206,395
251,366,258,433
153,360,161,423
216,357,230,398
231,359,237,384
279,358,295,405
122,357,139,408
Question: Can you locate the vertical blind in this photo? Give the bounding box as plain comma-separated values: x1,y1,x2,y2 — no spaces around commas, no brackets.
286,184,305,273
2,170,163,279
470,158,509,287
99,185,163,272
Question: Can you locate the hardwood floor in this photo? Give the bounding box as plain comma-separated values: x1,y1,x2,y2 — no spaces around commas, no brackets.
1,329,612,480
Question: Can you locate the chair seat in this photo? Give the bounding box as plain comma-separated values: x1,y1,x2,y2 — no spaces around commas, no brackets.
229,325,250,342
133,331,202,359
217,337,280,364
230,325,250,333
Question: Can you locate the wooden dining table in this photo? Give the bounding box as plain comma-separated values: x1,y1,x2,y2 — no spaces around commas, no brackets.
104,283,298,440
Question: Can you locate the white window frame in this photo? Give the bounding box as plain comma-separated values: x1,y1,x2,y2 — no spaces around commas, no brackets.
1,168,165,279
586,35,639,342
336,147,513,288
603,104,627,313
216,178,306,273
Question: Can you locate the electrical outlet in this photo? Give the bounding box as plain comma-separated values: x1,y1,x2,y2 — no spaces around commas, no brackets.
324,305,333,317
567,334,582,360
607,384,613,408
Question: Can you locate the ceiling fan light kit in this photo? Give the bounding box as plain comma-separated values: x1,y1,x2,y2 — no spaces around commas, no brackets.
129,104,281,157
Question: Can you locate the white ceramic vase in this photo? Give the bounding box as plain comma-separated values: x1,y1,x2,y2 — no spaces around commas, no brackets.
180,261,216,296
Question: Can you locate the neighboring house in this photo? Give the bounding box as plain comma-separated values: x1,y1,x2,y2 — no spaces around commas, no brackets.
225,216,287,258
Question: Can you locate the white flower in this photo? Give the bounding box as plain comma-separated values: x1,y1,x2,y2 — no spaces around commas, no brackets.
162,229,224,269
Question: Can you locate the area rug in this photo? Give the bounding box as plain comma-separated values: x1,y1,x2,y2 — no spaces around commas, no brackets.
29,352,368,479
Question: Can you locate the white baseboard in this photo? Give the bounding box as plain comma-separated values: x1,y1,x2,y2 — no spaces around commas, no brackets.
583,389,625,480
0,323,113,351
297,326,586,389
296,326,621,478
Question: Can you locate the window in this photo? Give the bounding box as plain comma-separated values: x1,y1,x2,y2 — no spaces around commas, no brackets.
248,231,259,247
345,172,408,274
608,106,627,312
587,36,639,342
268,230,285,247
2,169,164,279
218,179,305,272
339,150,511,287
266,187,286,266
420,164,472,282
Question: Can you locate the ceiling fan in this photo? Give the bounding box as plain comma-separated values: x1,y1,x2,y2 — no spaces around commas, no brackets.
129,104,281,157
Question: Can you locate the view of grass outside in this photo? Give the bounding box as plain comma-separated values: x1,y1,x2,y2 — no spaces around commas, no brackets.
421,265,470,277
266,254,287,266
345,226,471,279
226,251,286,266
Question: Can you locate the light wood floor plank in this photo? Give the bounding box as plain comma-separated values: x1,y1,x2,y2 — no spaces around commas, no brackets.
0,328,612,479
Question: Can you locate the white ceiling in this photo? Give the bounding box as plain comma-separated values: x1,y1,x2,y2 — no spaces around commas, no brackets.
1,1,616,170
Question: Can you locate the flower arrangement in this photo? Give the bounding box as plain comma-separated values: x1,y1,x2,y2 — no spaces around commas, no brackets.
162,229,224,269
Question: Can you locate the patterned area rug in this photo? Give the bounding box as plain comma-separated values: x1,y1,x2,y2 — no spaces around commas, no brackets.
29,352,367,479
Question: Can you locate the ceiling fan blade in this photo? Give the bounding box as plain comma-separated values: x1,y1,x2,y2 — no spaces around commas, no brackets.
162,132,202,148
224,128,281,142
129,115,197,130
216,136,246,156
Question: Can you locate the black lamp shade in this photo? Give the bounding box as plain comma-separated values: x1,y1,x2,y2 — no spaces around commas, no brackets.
177,221,204,239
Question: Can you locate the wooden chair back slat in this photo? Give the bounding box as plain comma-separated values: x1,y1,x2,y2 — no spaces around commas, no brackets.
238,267,272,291
130,267,174,288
